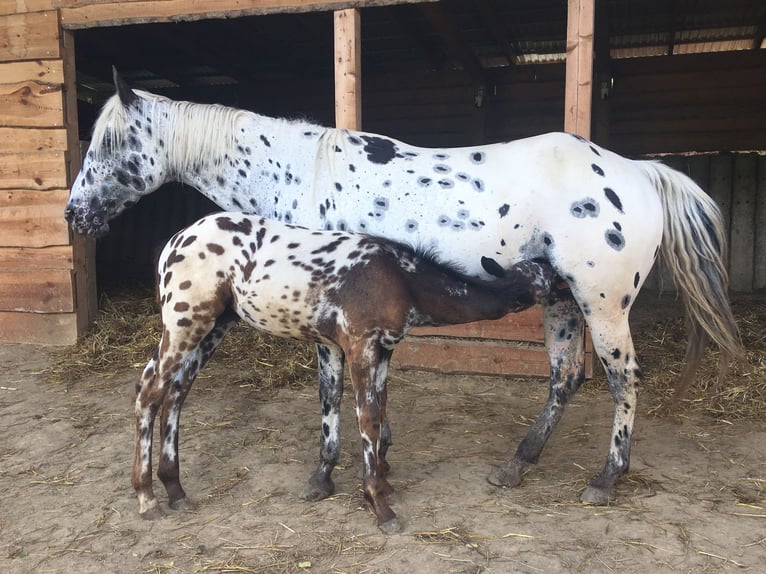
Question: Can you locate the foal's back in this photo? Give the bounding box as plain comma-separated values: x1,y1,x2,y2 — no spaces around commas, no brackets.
158,213,422,345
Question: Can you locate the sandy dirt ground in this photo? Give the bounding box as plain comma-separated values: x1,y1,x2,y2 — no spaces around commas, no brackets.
1,299,765,574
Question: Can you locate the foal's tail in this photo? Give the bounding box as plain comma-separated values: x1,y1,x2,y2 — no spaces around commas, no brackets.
636,161,743,398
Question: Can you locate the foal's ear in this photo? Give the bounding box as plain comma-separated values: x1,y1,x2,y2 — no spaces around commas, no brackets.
112,66,138,107
481,256,506,278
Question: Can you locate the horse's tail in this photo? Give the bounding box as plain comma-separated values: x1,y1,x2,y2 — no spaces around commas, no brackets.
635,161,743,399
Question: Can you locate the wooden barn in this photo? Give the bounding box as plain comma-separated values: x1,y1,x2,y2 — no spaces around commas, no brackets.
1,0,764,379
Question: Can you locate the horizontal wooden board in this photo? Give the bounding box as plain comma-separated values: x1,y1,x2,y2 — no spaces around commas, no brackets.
0,310,77,345
0,59,64,84
410,307,545,343
0,245,73,270
0,11,59,61
0,127,67,152
0,1,58,16
0,81,64,127
393,336,594,379
0,152,67,189
60,0,436,29
0,268,73,312
0,189,70,247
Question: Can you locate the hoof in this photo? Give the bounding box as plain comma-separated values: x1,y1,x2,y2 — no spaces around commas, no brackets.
487,464,523,488
299,480,334,502
169,497,193,511
580,485,613,505
378,517,402,535
139,506,164,521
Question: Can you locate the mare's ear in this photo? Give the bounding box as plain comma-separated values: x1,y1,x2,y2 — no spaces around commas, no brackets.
480,256,506,278
112,66,138,106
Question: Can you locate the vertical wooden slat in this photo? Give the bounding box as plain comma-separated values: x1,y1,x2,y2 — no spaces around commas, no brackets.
334,8,361,131
756,155,766,290
708,154,733,266
62,27,97,333
729,154,757,292
564,0,594,138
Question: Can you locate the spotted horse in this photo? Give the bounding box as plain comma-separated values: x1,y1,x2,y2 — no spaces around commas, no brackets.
66,70,742,507
134,211,556,533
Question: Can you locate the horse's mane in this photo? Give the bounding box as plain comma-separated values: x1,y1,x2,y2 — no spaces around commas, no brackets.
90,91,254,176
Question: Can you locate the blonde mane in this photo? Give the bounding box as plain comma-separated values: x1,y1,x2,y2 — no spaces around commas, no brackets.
90,90,251,176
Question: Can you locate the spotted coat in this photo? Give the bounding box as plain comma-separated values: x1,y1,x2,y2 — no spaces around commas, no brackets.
67,75,740,509
132,212,556,532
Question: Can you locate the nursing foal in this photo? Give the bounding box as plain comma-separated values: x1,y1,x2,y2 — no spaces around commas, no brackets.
133,212,556,533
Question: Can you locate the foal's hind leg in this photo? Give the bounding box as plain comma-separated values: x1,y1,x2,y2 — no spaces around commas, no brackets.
579,314,641,505
302,344,346,501
488,292,586,488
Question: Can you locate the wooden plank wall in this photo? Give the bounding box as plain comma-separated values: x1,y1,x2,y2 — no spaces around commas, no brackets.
0,8,81,344
645,153,766,293
606,51,766,155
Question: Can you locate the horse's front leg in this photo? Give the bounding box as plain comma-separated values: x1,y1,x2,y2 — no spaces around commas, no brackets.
488,292,586,488
350,344,399,534
302,344,346,501
132,350,167,519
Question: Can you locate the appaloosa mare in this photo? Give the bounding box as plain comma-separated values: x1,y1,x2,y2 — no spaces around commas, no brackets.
66,71,741,506
136,212,556,532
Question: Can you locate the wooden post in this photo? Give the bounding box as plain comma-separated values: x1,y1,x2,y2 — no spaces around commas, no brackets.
564,0,595,138
334,8,361,130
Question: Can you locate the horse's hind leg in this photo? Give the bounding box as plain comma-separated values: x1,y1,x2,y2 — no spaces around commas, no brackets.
156,310,239,511
579,314,641,505
488,291,586,488
302,344,346,501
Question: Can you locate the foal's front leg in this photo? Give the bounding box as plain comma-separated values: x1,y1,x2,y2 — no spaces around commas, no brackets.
132,351,168,519
302,344,345,501
156,312,238,512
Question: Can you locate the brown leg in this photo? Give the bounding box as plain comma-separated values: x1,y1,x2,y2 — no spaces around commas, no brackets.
132,352,167,519
349,343,399,534
155,312,238,511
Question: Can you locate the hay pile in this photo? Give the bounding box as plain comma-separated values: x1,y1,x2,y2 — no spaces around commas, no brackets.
45,287,317,391
45,289,765,419
629,294,766,419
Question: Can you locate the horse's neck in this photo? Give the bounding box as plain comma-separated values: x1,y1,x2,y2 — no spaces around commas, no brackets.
160,109,325,207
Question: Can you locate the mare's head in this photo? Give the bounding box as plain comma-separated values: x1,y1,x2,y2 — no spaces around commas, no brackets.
65,69,167,237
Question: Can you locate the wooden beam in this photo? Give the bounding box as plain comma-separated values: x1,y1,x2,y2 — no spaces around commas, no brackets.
334,8,361,130
564,0,594,138
0,311,77,345
63,28,99,333
0,11,60,60
0,81,64,127
0,60,63,84
0,189,71,247
60,0,437,29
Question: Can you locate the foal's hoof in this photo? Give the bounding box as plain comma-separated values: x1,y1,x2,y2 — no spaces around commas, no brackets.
487,464,523,488
169,497,194,511
300,480,334,502
580,485,613,506
378,517,402,535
